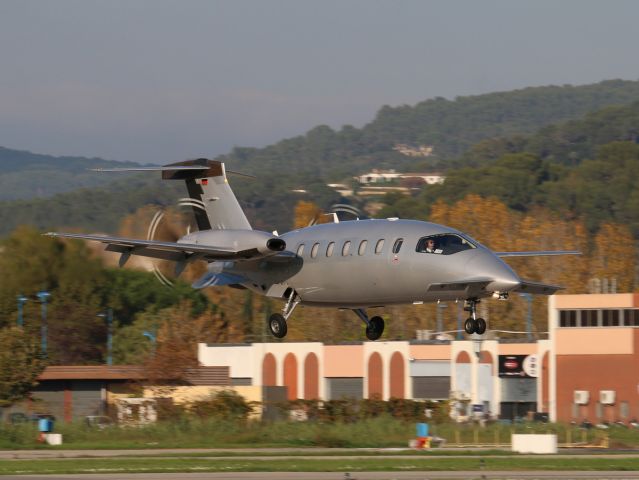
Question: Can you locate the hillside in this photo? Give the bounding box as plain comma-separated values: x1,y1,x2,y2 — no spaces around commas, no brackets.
3,78,639,235
0,147,141,201
381,101,639,235
223,79,639,178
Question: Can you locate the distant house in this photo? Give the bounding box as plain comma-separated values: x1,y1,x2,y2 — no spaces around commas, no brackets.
357,169,445,186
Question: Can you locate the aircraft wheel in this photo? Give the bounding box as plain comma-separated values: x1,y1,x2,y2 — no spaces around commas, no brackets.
268,313,288,339
366,316,385,341
475,317,487,335
464,317,476,335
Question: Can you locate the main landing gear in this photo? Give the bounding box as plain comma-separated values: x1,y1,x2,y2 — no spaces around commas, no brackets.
353,309,385,341
267,290,386,341
268,290,300,339
463,298,487,335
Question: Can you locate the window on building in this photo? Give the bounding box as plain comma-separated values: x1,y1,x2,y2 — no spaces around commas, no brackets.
296,244,305,256
326,242,335,257
311,242,319,258
621,401,630,419
582,309,598,327
602,309,620,327
416,234,475,255
342,240,351,256
358,240,368,256
392,238,404,254
375,239,385,254
624,309,639,326
560,310,577,327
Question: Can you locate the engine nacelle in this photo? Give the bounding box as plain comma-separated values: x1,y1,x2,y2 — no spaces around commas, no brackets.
178,229,285,255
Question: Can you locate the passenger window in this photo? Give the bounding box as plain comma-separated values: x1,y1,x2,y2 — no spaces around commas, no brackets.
342,240,351,256
392,238,404,254
416,234,475,255
326,242,335,257
358,240,368,256
375,239,385,254
311,242,320,258
296,244,305,256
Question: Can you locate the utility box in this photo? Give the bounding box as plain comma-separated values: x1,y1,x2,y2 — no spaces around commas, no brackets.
44,433,63,445
512,434,557,454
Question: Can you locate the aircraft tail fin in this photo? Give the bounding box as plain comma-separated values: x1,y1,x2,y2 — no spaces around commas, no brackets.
94,159,252,231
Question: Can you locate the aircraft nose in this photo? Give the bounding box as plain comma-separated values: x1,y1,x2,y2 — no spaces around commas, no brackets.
466,251,521,292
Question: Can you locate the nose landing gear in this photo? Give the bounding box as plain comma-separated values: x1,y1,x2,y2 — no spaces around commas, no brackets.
464,298,487,335
268,290,300,339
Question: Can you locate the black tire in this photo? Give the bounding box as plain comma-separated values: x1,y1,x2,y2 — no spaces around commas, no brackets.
475,317,487,335
268,313,288,339
365,315,385,341
464,317,476,335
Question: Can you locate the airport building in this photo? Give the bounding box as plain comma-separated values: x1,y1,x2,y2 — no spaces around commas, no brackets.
198,293,639,423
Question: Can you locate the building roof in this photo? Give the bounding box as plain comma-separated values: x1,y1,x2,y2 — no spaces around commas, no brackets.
38,365,230,385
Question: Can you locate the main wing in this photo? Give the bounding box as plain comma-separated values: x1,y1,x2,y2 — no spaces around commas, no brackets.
45,232,276,263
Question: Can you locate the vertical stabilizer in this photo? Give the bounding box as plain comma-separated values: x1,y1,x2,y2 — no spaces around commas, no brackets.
162,158,251,231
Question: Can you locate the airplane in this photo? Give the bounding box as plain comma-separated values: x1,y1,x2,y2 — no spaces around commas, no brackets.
46,158,579,341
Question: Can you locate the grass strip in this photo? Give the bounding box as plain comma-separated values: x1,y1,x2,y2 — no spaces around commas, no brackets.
1,456,639,475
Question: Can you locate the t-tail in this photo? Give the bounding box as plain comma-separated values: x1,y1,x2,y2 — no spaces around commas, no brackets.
93,158,252,231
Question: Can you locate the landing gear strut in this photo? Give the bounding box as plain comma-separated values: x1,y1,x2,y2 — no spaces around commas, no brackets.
268,290,300,339
353,309,385,341
463,298,487,335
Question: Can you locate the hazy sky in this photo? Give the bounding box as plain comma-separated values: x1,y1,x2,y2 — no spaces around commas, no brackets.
1,0,638,164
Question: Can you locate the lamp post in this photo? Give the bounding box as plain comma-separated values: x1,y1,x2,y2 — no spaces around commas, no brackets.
97,308,114,366
16,294,28,327
519,293,533,340
36,291,51,355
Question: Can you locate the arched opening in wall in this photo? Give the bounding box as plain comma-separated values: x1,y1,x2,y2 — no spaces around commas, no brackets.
541,351,549,413
304,353,319,400
456,351,471,364
283,353,298,400
262,353,276,386
480,351,493,373
389,352,405,399
368,352,383,398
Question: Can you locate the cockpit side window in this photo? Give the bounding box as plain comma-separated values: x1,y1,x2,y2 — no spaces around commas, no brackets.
416,234,475,255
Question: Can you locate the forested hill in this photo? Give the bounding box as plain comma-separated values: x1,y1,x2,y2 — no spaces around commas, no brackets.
222,79,639,178
380,101,639,236
0,147,140,200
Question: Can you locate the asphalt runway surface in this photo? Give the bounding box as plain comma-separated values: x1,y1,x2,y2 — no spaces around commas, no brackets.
4,472,639,480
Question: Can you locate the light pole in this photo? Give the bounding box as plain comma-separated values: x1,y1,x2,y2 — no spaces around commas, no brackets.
519,293,533,340
16,294,28,327
36,291,51,355
97,308,114,366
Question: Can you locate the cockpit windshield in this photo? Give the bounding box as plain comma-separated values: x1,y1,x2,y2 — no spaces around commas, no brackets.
416,234,476,255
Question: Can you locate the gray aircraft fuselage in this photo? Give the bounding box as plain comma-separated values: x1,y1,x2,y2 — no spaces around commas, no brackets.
225,218,519,308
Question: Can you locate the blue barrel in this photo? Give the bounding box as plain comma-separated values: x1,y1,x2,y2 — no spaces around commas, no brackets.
416,422,429,437
38,419,53,432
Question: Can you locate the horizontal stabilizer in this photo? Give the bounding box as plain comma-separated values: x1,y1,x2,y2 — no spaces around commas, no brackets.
513,280,563,295
495,250,581,257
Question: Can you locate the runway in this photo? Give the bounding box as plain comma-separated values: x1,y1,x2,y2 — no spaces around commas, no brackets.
4,472,639,480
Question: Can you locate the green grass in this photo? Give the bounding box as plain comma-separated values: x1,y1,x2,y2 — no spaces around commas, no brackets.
1,417,637,450
1,456,639,475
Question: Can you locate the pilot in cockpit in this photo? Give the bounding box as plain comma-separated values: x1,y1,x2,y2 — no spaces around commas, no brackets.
425,238,437,253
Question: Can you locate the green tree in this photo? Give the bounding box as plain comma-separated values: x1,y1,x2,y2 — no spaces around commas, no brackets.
0,326,45,407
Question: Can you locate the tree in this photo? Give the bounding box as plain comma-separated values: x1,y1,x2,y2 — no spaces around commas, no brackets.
0,327,45,407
